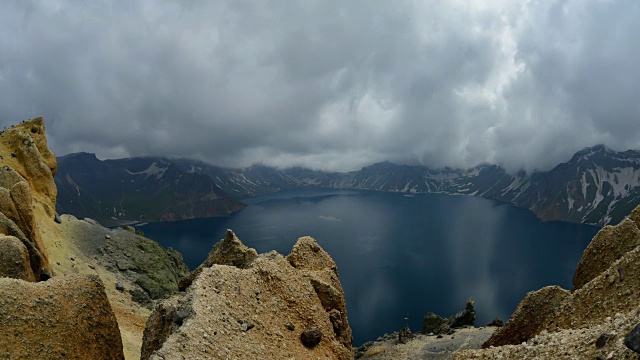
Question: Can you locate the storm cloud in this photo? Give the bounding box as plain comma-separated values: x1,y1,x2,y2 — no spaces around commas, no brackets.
1,0,639,172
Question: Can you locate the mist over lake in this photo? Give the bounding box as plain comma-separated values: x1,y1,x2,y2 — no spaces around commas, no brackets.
139,189,600,345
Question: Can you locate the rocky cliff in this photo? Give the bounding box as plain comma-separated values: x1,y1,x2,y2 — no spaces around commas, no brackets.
141,230,354,359
0,118,192,359
0,118,125,359
453,205,640,359
0,118,56,281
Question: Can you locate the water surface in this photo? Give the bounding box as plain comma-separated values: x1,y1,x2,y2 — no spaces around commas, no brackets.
140,189,600,345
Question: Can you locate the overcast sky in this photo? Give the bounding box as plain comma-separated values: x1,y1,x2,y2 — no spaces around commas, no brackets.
1,1,639,172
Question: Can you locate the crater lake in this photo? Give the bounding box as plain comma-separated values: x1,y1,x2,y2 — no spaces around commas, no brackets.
139,188,600,345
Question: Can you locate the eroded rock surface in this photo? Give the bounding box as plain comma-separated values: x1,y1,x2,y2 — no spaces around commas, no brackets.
0,118,55,280
141,230,353,360
573,218,640,290
482,286,569,348
0,274,124,359
0,118,133,358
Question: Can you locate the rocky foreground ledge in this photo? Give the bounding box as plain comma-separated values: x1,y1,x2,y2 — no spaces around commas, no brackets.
141,230,354,359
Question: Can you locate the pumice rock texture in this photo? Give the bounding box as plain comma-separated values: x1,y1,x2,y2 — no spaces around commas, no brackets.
0,117,56,280
0,274,124,359
141,230,353,360
0,118,126,359
573,218,640,290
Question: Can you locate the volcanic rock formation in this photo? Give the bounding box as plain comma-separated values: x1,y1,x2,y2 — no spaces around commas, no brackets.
141,230,354,360
0,118,55,280
0,275,124,359
0,118,125,359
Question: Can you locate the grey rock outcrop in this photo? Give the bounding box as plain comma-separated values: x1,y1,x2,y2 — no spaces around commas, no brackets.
141,230,353,360
55,215,190,306
102,227,190,302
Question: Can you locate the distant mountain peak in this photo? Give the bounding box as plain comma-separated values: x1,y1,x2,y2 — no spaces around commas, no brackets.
58,152,99,161
575,144,608,155
568,144,616,164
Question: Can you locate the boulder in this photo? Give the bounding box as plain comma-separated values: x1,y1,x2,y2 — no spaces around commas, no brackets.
625,323,640,354
0,235,36,281
573,218,640,290
596,332,613,348
141,233,353,360
483,285,570,348
301,327,323,347
0,274,124,359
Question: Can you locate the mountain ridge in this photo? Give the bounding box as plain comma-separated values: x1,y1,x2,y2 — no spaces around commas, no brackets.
56,144,640,226
55,153,246,225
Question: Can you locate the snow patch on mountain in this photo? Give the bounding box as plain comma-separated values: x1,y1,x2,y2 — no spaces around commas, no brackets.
125,162,168,180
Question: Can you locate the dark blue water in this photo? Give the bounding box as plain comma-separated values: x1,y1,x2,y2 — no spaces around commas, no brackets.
139,189,600,345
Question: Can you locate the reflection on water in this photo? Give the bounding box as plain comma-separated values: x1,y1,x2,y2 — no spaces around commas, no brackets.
140,188,600,345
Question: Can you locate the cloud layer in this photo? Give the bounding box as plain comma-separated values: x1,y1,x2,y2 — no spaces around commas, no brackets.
1,0,639,172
